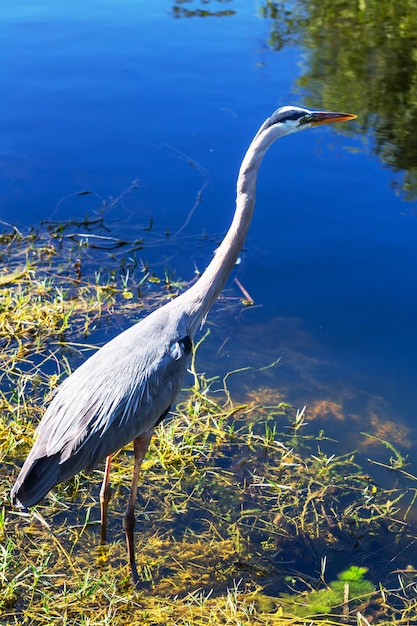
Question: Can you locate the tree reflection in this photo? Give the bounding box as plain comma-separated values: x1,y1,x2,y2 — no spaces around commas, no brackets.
260,0,417,199
172,0,235,18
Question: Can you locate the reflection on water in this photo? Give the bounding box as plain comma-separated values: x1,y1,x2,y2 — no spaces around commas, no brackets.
262,0,417,198
202,312,416,475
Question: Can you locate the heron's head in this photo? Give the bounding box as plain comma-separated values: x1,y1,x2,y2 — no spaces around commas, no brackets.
257,105,357,140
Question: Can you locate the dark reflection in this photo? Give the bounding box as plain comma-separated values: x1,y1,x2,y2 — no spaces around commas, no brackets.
172,0,236,18
260,0,417,199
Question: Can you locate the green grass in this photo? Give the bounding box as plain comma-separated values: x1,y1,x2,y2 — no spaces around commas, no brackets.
0,219,417,625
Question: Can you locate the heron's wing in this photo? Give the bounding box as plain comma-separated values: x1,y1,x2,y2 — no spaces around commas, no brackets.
39,332,193,468
12,308,193,506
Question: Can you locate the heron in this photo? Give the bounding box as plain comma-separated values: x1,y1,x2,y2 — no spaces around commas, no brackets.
11,106,356,585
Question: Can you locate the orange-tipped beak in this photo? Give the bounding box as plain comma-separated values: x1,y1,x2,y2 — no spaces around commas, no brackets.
310,111,357,126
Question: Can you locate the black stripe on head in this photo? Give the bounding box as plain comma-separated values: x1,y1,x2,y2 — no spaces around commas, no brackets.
263,106,310,131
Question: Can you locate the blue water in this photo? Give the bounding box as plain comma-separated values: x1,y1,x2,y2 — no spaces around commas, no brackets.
2,1,416,471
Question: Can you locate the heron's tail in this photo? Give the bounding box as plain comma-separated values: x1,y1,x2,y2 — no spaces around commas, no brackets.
11,454,61,508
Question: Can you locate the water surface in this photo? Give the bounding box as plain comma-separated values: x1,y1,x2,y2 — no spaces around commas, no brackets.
2,1,416,502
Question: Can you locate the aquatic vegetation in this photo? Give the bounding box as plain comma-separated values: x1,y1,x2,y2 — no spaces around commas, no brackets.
1,220,417,624
276,566,374,618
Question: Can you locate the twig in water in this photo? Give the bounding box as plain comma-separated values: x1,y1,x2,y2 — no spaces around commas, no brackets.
234,277,254,305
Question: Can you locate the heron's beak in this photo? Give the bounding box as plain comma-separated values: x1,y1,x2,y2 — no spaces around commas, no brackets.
310,111,357,126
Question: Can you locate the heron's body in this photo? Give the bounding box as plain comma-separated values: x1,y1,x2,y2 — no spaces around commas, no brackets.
13,303,193,506
11,105,356,584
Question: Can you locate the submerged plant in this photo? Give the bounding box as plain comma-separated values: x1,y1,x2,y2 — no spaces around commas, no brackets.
277,566,374,618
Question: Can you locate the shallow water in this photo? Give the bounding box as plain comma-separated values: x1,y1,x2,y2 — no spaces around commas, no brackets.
2,0,416,515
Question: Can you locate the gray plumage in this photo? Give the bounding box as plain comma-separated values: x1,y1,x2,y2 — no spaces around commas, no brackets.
12,303,192,506
11,106,356,583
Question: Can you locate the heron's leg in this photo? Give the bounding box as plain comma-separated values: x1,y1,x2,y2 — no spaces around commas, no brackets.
99,454,112,544
124,429,154,586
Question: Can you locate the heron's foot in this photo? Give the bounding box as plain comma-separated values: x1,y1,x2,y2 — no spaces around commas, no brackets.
131,561,140,587
131,568,152,591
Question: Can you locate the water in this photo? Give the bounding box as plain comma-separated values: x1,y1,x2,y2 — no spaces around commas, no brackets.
2,1,416,484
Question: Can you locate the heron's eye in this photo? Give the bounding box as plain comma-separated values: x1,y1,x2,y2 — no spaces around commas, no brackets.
298,115,313,127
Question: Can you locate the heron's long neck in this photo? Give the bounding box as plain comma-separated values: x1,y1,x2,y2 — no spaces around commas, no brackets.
182,128,277,336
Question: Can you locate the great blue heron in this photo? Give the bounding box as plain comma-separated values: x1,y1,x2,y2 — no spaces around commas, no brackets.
11,106,356,584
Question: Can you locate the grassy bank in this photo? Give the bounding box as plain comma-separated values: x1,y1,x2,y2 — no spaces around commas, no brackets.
0,220,416,625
